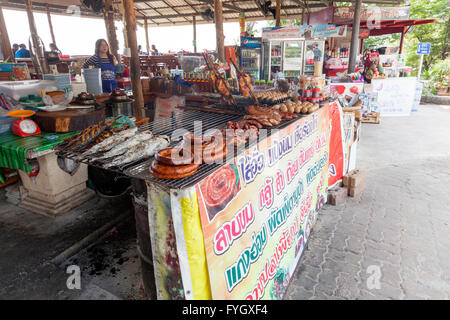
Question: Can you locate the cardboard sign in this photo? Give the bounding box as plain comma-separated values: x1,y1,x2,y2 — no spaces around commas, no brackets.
371,78,417,116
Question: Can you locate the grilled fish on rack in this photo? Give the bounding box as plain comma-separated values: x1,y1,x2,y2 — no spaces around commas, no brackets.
82,126,138,156
103,135,170,169
88,130,153,161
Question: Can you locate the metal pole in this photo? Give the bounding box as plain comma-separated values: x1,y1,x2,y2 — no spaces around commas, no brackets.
348,0,362,73
193,15,197,53
417,54,423,80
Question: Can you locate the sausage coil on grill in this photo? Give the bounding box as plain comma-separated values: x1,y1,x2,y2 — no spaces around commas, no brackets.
155,148,194,166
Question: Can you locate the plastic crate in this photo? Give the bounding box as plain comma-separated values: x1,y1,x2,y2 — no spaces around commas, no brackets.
0,116,14,135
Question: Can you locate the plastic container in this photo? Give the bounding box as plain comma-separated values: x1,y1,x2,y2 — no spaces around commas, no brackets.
82,68,102,95
0,80,57,101
312,88,320,98
71,82,87,97
43,74,71,91
0,116,14,134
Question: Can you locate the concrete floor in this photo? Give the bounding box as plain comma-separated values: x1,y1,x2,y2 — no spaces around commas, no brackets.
0,189,142,300
1,103,449,300
285,104,450,300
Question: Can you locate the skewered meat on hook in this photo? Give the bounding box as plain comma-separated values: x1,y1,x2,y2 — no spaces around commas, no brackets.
230,58,259,105
203,53,236,106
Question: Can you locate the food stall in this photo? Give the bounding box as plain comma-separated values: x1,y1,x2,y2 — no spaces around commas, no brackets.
304,5,435,118
48,47,351,300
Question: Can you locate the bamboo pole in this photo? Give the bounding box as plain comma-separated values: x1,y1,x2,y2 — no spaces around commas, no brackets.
275,0,281,27
25,0,48,75
144,16,149,54
0,6,13,61
214,0,225,62
122,0,145,117
103,0,119,61
46,4,56,46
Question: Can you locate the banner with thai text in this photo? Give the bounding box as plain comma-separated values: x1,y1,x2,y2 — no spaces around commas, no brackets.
196,105,331,299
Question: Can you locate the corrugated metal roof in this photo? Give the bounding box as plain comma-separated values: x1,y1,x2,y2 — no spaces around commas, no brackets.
0,0,407,27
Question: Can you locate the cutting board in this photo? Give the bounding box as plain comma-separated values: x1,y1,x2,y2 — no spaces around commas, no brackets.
34,107,106,133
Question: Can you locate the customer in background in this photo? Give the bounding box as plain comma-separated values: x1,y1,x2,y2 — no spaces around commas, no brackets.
12,44,19,55
83,39,118,93
15,44,31,58
151,44,161,56
49,43,61,54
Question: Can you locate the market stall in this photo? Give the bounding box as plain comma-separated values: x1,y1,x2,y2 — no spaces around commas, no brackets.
49,51,349,299
301,5,436,119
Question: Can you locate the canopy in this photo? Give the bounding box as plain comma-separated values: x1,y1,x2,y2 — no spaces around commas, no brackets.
338,18,436,36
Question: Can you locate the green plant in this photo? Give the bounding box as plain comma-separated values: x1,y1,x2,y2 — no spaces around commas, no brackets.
430,58,450,88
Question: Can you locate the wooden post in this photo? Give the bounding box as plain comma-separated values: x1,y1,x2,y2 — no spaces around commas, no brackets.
348,0,362,73
144,16,150,54
0,6,13,61
399,26,406,54
275,0,281,27
123,0,145,117
104,0,119,61
25,0,49,74
46,4,56,46
360,38,364,54
193,15,197,53
214,0,225,62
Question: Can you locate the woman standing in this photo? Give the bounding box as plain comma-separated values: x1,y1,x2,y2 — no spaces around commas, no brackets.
83,39,118,93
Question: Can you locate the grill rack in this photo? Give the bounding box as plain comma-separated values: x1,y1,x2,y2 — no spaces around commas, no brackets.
56,108,310,190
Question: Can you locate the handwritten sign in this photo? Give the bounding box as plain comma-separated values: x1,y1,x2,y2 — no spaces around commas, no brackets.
371,78,417,116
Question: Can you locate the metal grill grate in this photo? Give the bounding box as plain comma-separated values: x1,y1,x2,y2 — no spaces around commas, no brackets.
56,107,313,190
124,110,305,189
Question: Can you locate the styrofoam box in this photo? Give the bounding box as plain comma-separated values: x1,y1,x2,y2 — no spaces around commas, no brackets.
0,80,57,100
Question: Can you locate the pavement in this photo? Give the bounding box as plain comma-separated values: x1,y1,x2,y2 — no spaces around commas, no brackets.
285,104,450,300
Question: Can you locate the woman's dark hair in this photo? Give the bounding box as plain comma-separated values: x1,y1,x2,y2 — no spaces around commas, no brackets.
95,39,113,61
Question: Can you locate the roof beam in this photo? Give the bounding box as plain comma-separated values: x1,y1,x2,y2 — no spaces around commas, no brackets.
192,0,244,12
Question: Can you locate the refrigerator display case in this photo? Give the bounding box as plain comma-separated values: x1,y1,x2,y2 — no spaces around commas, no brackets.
303,40,325,75
240,37,262,80
283,41,303,79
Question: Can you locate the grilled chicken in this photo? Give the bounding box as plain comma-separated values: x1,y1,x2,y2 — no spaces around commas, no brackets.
203,53,236,106
231,59,259,105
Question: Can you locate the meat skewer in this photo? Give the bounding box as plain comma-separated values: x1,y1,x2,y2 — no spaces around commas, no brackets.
203,53,236,106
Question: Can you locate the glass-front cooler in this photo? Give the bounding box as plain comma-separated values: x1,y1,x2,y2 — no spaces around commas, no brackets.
303,40,325,75
283,41,303,78
240,37,262,80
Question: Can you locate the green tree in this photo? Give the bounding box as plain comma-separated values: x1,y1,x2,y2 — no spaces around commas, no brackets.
404,0,449,76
